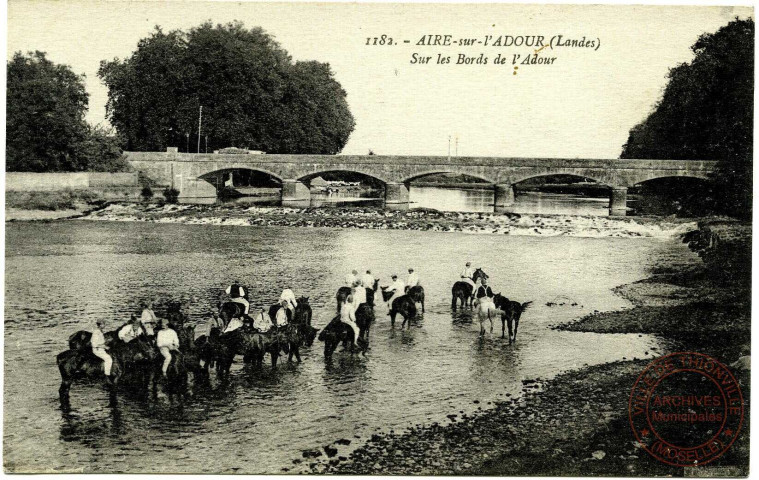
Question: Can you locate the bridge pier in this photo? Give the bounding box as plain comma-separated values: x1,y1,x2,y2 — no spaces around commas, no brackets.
281,179,310,207
493,183,515,213
385,183,409,210
609,187,628,216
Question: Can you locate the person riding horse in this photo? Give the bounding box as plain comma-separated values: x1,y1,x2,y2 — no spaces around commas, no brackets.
460,262,476,295
118,315,143,343
340,294,361,347
91,319,113,382
406,268,420,290
385,274,405,312
279,287,298,323
351,280,366,314
226,280,249,314
475,277,495,305
156,320,180,377
139,301,159,336
361,270,374,290
345,270,359,287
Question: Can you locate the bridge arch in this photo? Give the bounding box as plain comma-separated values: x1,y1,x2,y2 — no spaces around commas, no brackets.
402,170,494,185
296,169,390,186
509,172,612,187
631,172,712,185
198,166,284,184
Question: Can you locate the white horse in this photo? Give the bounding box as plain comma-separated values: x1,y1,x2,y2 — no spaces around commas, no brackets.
475,298,505,335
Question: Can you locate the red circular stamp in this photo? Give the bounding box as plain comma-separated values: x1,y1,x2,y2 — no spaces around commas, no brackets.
628,352,744,467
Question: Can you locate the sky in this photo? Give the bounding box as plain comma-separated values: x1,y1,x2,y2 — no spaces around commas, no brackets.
7,1,754,158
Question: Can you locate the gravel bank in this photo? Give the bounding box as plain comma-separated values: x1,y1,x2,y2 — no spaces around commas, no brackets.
82,202,696,238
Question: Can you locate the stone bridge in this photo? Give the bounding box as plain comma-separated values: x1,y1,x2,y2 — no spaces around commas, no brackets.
125,152,717,215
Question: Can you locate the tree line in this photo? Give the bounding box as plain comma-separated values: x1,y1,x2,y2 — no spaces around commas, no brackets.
7,21,355,173
621,18,753,219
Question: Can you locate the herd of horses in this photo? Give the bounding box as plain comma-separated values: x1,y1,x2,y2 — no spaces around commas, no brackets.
55,269,531,407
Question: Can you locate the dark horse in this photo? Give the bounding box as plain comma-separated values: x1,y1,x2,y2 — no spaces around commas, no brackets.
276,297,318,362
366,279,380,307
318,304,373,359
210,322,290,375
451,268,488,311
57,334,157,406
150,350,189,403
405,285,425,313
336,287,352,312
381,288,417,329
493,294,532,344
218,301,247,329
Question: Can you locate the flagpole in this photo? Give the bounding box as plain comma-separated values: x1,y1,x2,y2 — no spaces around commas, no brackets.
197,106,203,153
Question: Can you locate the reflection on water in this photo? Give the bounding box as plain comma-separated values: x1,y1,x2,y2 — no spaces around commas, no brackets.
4,221,693,473
409,186,611,216
509,191,610,216
181,186,611,216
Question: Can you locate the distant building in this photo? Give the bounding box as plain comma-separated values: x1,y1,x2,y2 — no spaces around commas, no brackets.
311,176,329,187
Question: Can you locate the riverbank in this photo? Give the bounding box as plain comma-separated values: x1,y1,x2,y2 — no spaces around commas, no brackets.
4,189,137,221
76,202,698,238
309,220,750,475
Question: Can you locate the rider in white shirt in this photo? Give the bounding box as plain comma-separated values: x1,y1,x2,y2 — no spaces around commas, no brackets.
139,301,159,336
361,270,375,290
118,315,142,343
406,268,420,289
156,323,180,377
345,270,359,287
340,295,360,345
460,262,476,289
279,288,298,316
91,320,112,378
386,275,405,309
351,280,367,313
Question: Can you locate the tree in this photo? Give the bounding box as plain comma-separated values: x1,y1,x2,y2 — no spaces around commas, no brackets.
6,51,127,172
98,22,355,154
620,18,753,218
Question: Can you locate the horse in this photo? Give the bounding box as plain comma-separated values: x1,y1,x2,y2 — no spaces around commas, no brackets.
218,301,247,329
452,268,488,311
336,287,352,312
284,299,318,362
294,296,313,325
57,335,157,406
241,326,290,368
405,285,425,313
381,288,417,329
150,350,189,403
474,297,505,336
206,312,289,375
355,303,375,342
493,294,533,344
318,313,369,360
366,279,380,307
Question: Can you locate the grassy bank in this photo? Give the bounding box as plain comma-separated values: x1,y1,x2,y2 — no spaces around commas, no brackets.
310,220,750,476
5,188,143,221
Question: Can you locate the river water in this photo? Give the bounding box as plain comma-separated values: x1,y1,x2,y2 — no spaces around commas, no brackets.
199,186,613,216
4,220,691,473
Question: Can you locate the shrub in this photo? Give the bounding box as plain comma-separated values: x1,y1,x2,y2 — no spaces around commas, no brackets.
163,187,179,203
141,185,154,200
